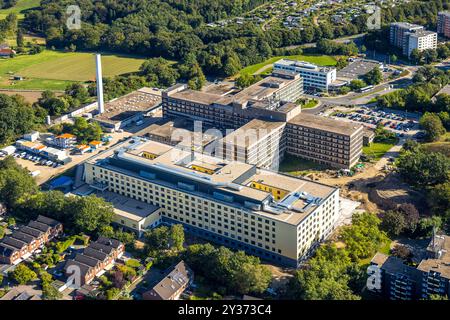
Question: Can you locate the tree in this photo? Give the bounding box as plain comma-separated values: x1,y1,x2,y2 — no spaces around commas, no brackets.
340,213,388,261
16,27,24,48
236,74,261,89
10,264,37,285
364,68,383,85
398,203,419,233
139,57,179,88
42,283,62,300
381,210,406,237
420,112,446,142
0,157,38,208
233,262,272,295
410,49,421,64
397,150,450,187
169,224,185,251
0,225,4,239
349,79,367,91
286,245,360,300
390,54,398,63
427,182,450,216
391,244,412,261
68,195,114,234
145,225,170,251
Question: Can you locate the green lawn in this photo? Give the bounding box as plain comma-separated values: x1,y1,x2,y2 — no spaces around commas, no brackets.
0,0,40,19
358,239,392,266
302,99,319,109
0,50,147,90
239,54,338,76
362,141,396,161
279,154,329,176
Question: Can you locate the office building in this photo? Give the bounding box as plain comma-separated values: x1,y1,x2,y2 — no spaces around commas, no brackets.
83,138,341,267
273,59,337,92
437,11,450,38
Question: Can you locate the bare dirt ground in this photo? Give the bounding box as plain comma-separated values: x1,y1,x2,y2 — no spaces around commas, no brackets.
0,90,43,103
263,264,294,291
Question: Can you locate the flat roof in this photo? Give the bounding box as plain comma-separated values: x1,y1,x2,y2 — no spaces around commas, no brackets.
221,119,286,148
417,235,450,279
288,113,363,136
170,89,222,106
87,138,338,225
140,118,217,148
93,190,160,222
168,72,300,112
95,87,162,124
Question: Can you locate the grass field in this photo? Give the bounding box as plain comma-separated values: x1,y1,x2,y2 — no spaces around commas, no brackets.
0,0,40,19
0,50,147,90
239,54,338,76
363,141,396,161
279,154,329,176
422,132,450,157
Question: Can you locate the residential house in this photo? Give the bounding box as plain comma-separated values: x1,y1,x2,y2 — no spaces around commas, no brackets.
142,261,193,300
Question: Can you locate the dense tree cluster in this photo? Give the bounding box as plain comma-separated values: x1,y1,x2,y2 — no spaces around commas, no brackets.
377,66,450,114
0,0,17,9
34,84,91,117
0,13,17,43
184,243,272,295
50,117,103,144
0,94,46,146
22,0,370,78
396,144,450,232
0,157,119,237
285,212,387,300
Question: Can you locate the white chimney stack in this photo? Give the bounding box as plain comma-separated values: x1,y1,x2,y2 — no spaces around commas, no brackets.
95,54,105,114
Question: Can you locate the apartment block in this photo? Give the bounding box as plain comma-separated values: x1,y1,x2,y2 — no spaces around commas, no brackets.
286,114,364,169
273,59,337,92
389,22,437,57
438,11,450,38
390,22,424,48
369,234,450,300
83,138,341,267
404,30,437,57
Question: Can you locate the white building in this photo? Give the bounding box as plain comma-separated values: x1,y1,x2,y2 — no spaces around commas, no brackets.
83,138,341,267
273,59,337,92
405,30,438,57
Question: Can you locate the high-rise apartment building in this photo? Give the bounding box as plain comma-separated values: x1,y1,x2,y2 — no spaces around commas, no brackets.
438,11,450,38
389,22,437,57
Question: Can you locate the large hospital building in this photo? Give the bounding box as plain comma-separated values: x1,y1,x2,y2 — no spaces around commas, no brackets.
162,70,363,169
84,138,340,267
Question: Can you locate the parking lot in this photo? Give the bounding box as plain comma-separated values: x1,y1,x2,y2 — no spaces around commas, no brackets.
329,106,422,137
2,130,133,186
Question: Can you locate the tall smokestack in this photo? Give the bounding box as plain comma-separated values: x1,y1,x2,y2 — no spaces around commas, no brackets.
95,54,105,114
